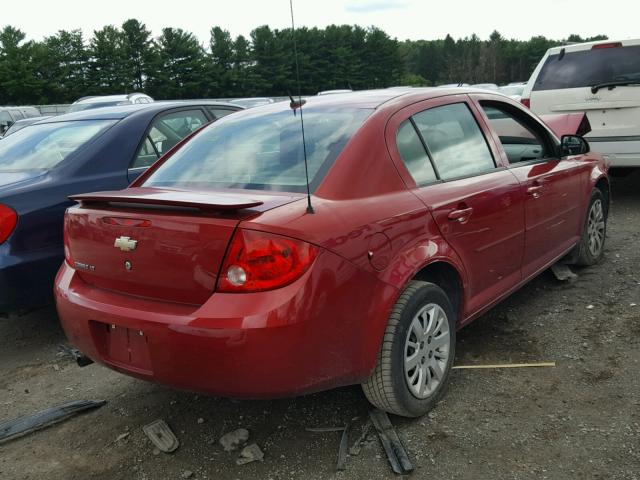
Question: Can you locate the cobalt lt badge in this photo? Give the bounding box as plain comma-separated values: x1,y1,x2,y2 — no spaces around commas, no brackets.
114,236,137,252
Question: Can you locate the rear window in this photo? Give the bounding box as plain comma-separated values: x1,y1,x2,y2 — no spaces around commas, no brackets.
0,120,116,171
533,45,640,91
143,107,371,193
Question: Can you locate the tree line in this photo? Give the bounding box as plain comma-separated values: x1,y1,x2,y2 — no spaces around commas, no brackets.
0,20,607,105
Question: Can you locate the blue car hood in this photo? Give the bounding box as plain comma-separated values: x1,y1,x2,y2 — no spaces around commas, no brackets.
0,170,47,189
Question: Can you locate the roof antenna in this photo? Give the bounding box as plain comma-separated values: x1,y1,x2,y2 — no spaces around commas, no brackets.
289,0,314,214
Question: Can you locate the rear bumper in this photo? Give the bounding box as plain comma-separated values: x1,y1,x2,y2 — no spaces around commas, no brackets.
0,244,62,314
587,138,640,167
55,253,397,398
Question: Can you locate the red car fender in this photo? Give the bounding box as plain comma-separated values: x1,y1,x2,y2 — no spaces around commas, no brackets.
376,235,470,327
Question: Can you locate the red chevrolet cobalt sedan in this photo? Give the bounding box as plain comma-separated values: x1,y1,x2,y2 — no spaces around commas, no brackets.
56,89,609,417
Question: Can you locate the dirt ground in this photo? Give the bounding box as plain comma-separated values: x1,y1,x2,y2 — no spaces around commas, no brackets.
1,172,639,480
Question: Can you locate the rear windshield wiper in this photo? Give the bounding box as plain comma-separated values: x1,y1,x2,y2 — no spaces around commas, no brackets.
591,80,640,94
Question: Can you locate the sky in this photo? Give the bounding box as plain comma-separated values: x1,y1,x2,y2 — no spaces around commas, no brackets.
3,0,638,43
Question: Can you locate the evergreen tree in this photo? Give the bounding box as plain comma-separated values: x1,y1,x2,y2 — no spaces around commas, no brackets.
87,25,128,94
147,28,206,99
121,19,154,92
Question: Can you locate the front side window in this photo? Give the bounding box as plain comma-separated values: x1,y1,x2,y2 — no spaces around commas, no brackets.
396,120,437,186
533,45,640,91
131,109,209,169
480,103,549,164
0,120,116,171
143,106,371,193
412,103,495,181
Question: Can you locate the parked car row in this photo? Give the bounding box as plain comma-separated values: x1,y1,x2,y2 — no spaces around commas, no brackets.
0,106,41,137
0,87,603,417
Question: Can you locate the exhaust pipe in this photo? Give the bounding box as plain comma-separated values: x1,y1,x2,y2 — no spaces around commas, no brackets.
76,354,94,367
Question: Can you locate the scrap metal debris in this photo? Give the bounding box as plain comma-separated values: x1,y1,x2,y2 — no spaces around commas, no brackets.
369,409,413,475
236,443,264,465
349,420,373,456
219,428,249,451
143,419,179,453
305,426,345,433
551,263,578,281
0,399,106,444
453,361,556,370
336,421,352,471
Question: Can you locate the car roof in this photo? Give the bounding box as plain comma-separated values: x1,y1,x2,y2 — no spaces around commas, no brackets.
288,87,499,109
31,101,241,124
545,38,640,54
11,115,51,125
73,93,152,104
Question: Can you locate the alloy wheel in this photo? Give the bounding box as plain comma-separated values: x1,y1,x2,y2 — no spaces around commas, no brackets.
587,199,605,258
403,303,451,399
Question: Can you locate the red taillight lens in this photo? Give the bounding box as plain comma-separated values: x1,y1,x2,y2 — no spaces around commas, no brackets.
592,42,622,50
63,212,74,267
218,229,318,292
521,98,530,108
0,204,17,244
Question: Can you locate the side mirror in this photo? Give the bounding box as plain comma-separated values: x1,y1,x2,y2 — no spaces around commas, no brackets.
561,135,590,156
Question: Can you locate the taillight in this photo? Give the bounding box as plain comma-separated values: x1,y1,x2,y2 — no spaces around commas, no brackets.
592,42,622,50
0,204,17,244
63,212,74,267
521,98,530,108
218,229,318,292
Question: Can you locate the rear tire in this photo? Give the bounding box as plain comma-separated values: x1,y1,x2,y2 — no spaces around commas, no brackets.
362,281,456,417
573,189,607,266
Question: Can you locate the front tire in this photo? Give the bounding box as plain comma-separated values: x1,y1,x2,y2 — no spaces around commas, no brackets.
362,281,456,417
573,189,607,266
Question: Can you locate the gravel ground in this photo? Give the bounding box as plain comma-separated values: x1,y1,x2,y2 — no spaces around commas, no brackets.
1,172,639,480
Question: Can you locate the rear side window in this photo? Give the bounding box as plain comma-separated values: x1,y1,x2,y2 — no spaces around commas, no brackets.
207,107,237,119
132,109,208,169
533,45,640,91
396,120,437,186
413,103,495,180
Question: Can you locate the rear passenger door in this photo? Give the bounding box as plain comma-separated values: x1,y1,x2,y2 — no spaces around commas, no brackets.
472,96,588,278
128,108,209,182
388,96,526,320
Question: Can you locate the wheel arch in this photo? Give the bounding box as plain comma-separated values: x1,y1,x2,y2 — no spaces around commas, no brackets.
411,260,464,325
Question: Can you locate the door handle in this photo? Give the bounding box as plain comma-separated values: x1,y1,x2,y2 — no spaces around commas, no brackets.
448,207,474,222
526,185,543,198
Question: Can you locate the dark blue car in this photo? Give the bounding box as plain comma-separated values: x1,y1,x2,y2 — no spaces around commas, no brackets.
0,101,242,315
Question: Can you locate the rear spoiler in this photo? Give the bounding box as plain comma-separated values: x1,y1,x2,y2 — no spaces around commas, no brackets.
539,113,592,137
70,187,264,211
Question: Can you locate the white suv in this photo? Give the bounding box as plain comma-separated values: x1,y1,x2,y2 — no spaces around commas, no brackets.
522,39,640,169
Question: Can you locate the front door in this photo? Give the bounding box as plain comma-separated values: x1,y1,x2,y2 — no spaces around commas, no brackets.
474,97,589,278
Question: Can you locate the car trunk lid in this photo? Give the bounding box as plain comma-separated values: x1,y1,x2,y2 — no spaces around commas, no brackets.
65,187,303,305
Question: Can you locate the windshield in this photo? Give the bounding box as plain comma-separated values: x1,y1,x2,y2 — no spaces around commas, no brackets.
143,106,372,193
67,101,125,113
533,45,640,91
0,120,116,171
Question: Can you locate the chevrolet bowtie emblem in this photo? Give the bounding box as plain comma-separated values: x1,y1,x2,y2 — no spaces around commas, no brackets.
114,236,138,252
